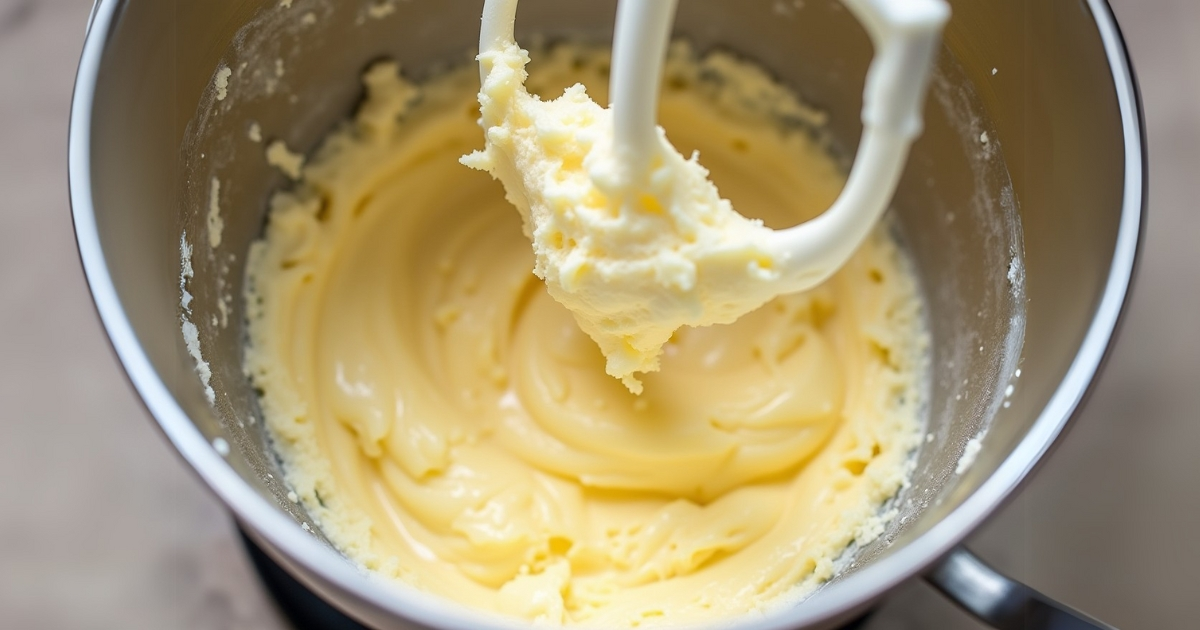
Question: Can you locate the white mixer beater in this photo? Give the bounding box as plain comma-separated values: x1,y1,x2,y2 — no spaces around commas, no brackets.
467,0,950,390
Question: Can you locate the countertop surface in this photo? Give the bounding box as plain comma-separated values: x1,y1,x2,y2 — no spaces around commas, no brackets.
1,1,1196,628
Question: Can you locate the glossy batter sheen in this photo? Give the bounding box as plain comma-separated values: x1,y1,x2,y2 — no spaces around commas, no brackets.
245,46,928,627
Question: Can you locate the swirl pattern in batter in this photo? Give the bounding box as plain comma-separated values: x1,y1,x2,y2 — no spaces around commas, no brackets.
245,45,928,627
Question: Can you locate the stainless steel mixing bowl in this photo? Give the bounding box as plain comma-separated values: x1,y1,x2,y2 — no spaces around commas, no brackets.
69,1,1144,628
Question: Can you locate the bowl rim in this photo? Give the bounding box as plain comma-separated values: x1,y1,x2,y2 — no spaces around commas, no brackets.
67,0,1145,628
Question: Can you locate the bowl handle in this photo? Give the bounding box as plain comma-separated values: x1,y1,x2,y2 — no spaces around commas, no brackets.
927,546,1118,629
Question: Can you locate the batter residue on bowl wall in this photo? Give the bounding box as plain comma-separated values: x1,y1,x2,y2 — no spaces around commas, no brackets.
244,44,929,627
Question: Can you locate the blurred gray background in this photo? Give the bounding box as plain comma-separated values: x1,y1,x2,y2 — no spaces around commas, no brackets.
0,0,1195,628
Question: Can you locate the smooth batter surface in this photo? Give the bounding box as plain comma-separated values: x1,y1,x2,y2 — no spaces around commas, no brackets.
246,46,928,627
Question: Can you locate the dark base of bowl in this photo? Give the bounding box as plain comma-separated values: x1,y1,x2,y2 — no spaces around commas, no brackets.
242,529,371,630
240,529,875,630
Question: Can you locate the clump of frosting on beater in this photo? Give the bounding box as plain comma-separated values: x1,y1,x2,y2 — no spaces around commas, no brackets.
462,43,787,393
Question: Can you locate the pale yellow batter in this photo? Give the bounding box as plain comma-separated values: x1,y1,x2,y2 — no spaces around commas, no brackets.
245,46,928,627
